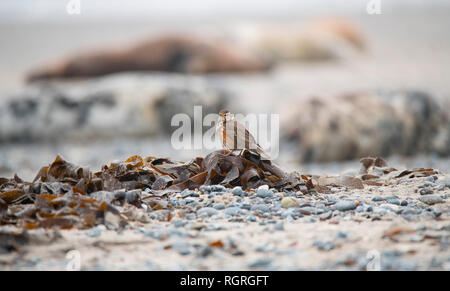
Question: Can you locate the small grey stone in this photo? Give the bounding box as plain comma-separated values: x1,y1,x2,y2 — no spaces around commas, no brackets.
419,182,435,188
197,207,219,217
232,186,244,196
281,209,296,219
224,207,241,216
313,240,334,251
336,231,348,239
436,184,445,191
184,197,196,203
180,189,194,198
198,246,213,257
419,188,434,195
199,185,211,192
433,209,442,218
248,258,272,268
231,249,245,256
251,204,270,212
86,226,104,238
419,195,444,205
333,201,357,212
257,188,273,198
387,199,401,205
213,204,225,210
400,200,408,206
274,222,284,231
210,185,226,192
437,178,450,188
186,214,196,220
372,196,385,202
172,219,187,228
240,202,251,210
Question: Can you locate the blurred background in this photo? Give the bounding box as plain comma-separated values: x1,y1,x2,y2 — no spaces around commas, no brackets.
0,0,449,180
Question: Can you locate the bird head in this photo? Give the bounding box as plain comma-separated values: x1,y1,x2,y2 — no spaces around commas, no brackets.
219,109,234,120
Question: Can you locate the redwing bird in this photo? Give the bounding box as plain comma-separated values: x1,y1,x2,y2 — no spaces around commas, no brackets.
216,109,271,160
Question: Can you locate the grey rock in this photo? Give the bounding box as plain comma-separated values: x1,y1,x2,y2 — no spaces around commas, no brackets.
274,222,284,231
224,207,241,216
248,258,272,268
232,186,244,197
419,195,445,205
251,204,270,212
387,199,401,205
313,240,334,251
336,231,348,239
419,188,434,195
184,197,196,204
372,196,385,202
281,209,296,219
199,185,211,193
436,184,445,191
333,201,357,212
213,204,225,210
211,185,227,192
240,202,252,210
197,207,219,217
256,188,273,198
86,226,104,238
437,178,450,188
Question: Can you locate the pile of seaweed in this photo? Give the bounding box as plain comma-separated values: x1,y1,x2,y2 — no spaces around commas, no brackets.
0,151,438,230
0,150,307,229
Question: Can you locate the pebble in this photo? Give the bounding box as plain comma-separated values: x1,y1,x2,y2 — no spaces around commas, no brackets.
333,201,357,212
336,231,348,239
436,184,445,191
232,186,244,197
372,196,385,202
211,185,227,192
313,240,334,251
251,204,270,212
86,225,105,238
387,199,401,205
240,202,251,210
184,197,196,204
281,209,296,219
199,185,211,193
281,197,299,208
197,207,219,217
224,207,241,216
248,258,272,269
213,204,225,210
437,178,450,188
419,188,434,195
274,222,284,231
180,189,194,198
418,195,445,205
256,188,273,198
